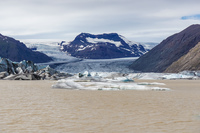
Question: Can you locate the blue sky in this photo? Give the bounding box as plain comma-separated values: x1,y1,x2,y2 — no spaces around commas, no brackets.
0,0,200,43
181,14,200,20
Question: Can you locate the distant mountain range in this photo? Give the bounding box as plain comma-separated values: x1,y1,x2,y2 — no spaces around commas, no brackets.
130,24,200,73
0,34,52,63
60,33,148,59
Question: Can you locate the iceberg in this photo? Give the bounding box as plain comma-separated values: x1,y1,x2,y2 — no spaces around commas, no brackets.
52,79,83,89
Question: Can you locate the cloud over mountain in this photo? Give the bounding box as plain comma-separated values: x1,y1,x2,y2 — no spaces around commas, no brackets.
1,0,200,42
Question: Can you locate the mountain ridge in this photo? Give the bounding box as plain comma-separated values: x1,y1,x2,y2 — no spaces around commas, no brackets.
0,33,52,63
60,33,148,59
129,24,200,72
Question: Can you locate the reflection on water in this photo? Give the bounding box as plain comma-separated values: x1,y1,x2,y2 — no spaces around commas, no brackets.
0,80,200,133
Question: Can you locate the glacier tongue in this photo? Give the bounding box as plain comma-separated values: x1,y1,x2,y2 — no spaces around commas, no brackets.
55,57,138,73
23,40,77,62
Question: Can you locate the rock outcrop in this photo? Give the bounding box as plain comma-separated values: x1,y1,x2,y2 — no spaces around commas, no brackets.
0,57,72,80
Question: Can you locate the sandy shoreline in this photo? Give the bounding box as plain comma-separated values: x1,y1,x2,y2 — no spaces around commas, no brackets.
0,80,200,133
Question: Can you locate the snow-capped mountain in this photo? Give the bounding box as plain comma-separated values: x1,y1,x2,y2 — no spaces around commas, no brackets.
60,33,148,59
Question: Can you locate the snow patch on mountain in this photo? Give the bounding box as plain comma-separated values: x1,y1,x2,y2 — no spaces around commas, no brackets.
77,45,93,51
119,35,140,47
86,37,122,47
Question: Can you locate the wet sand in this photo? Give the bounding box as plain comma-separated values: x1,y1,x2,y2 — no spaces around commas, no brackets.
0,80,200,133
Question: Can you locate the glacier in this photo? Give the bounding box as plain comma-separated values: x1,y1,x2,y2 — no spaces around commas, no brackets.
23,40,138,73
23,40,200,80
23,40,77,62
21,40,200,91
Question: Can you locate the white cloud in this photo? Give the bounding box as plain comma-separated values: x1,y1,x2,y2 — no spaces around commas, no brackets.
0,0,200,42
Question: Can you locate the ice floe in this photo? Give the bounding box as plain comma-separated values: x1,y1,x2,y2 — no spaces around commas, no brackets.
52,70,200,91
52,71,170,91
127,71,200,80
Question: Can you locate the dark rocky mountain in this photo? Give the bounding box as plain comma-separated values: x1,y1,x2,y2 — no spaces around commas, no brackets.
60,33,148,59
129,24,200,72
0,34,52,63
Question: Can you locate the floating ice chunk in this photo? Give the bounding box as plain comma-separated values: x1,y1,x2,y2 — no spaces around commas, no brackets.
112,77,134,82
150,87,171,91
161,74,194,79
179,71,196,76
98,84,170,91
121,78,134,83
90,72,123,79
151,82,166,85
77,71,93,78
52,79,83,89
195,71,200,77
128,71,200,80
98,88,120,91
127,73,166,80
137,82,165,85
119,84,149,90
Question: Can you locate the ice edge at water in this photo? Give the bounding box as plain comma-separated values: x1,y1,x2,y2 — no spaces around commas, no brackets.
52,78,170,91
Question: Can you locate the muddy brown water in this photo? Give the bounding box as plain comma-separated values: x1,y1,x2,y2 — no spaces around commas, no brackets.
0,80,200,133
